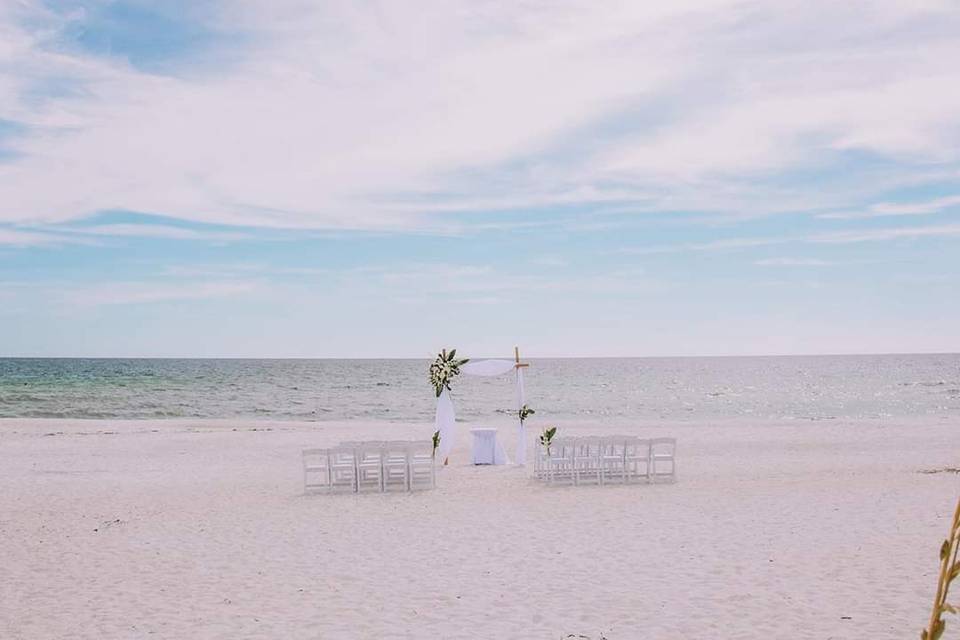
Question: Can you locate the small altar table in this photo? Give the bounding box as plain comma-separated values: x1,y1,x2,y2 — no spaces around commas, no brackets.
469,428,509,465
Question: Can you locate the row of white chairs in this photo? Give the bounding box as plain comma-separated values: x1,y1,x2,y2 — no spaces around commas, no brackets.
302,440,436,493
534,436,676,486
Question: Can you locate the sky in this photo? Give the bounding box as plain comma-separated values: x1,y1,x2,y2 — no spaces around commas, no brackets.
0,0,959,358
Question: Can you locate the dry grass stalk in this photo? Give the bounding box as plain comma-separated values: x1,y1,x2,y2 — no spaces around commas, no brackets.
923,497,960,640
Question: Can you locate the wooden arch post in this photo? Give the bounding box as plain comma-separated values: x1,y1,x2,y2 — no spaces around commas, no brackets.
514,346,529,370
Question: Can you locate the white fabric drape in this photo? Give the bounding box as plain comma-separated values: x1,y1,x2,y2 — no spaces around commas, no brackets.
434,388,456,460
461,359,515,377
515,366,527,465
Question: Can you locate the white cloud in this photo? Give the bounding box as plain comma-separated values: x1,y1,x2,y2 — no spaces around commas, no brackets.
624,222,960,254
327,262,666,301
810,223,960,244
0,1,959,232
818,194,960,220
0,227,95,247
65,223,250,242
65,280,259,306
622,237,789,255
160,263,333,278
529,255,568,268
755,258,834,267
0,220,247,248
0,228,60,247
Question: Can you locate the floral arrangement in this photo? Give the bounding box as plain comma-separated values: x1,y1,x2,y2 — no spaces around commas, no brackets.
519,404,535,424
432,430,441,458
429,348,469,397
539,426,557,451
923,496,960,640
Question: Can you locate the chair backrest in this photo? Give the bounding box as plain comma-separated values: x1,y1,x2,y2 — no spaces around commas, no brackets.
546,437,573,457
357,442,384,461
600,436,627,455
649,437,676,456
382,441,409,461
302,448,329,467
626,438,651,456
328,445,357,463
576,436,602,456
408,440,433,460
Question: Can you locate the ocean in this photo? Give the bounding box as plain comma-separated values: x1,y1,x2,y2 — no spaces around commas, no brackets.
1,354,958,423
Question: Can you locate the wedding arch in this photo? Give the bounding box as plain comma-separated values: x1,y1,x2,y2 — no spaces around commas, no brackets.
431,347,531,465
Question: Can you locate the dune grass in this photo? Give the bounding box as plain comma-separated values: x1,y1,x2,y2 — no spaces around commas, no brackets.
923,497,960,640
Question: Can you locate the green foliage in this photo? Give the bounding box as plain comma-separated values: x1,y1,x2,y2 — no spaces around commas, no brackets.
429,348,470,397
539,426,557,448
518,404,535,424
432,430,441,457
923,497,960,640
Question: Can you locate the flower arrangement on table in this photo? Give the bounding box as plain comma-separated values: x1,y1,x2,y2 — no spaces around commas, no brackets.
429,348,470,397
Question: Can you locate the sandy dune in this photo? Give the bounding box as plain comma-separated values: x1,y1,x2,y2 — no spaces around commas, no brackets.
1,417,958,639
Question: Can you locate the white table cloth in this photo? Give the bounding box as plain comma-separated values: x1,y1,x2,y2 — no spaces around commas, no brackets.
469,428,509,465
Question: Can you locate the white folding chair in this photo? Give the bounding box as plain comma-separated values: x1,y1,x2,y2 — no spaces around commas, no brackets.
302,448,331,492
408,441,436,491
327,445,358,492
382,441,410,491
543,437,575,485
598,436,629,485
649,437,677,482
573,436,602,486
624,437,651,483
535,440,553,480
356,442,385,492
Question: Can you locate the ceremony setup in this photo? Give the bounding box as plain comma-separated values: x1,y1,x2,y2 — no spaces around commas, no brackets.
431,346,532,467
301,346,678,494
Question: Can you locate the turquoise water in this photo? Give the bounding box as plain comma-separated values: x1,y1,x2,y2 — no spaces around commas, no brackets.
0,355,958,422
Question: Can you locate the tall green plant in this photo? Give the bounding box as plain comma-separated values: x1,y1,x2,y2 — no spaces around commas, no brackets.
539,426,557,451
923,497,960,640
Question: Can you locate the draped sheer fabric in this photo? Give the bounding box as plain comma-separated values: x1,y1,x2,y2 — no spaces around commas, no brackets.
435,388,456,460
515,366,527,465
461,359,515,377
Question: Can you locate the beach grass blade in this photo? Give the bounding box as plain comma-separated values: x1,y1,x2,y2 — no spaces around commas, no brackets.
923,496,960,640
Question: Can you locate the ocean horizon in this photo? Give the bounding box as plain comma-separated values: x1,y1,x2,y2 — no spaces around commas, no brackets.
3,353,957,422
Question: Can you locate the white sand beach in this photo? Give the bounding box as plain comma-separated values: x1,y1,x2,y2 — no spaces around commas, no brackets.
1,416,958,639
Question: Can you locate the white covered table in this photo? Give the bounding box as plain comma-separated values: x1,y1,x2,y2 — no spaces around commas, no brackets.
469,428,509,465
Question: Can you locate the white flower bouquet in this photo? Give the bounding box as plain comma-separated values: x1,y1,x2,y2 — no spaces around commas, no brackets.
429,348,470,397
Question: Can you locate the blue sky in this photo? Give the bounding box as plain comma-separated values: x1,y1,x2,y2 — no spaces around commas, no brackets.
1,0,959,357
